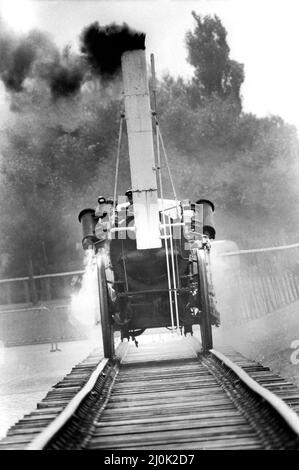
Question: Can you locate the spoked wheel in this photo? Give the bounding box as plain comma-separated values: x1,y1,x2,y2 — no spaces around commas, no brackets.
97,249,115,358
197,248,213,352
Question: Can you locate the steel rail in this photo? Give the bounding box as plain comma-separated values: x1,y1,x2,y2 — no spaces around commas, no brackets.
26,339,124,450
26,357,110,450
211,349,299,436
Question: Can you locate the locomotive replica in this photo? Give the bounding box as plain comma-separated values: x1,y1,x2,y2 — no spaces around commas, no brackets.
79,47,218,358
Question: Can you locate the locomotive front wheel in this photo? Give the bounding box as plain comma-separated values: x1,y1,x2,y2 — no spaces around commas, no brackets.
197,249,213,352
97,250,115,358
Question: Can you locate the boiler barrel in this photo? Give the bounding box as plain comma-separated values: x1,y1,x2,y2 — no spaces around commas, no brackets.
196,199,216,239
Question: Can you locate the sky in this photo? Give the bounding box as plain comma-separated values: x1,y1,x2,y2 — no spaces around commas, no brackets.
0,0,299,130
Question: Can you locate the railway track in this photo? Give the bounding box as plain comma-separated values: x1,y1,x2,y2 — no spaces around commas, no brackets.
1,336,299,450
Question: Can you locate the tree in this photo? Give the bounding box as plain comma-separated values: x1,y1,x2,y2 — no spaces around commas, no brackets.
155,11,299,247
1,10,299,281
0,86,122,276
186,12,244,109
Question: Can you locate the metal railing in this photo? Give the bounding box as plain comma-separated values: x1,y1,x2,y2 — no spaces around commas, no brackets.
216,242,299,325
0,303,87,346
0,270,84,305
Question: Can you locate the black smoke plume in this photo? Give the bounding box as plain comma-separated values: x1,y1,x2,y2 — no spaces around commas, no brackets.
0,25,39,92
1,41,36,92
0,20,86,99
0,18,146,100
80,22,145,78
37,47,86,99
50,65,84,98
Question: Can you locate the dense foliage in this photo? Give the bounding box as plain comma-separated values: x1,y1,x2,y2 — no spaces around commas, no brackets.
0,13,298,277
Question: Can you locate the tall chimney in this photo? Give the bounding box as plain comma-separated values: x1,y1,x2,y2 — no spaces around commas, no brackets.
121,50,161,250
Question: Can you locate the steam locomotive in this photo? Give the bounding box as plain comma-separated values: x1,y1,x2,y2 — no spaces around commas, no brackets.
78,47,219,358
79,196,218,357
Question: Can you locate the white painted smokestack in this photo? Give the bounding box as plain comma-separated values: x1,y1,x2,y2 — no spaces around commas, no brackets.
121,49,161,250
